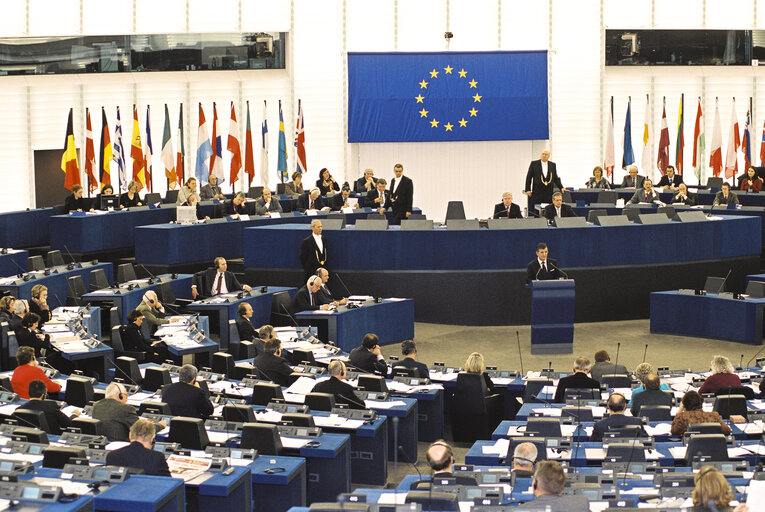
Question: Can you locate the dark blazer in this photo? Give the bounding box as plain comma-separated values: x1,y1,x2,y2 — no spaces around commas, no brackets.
254,197,283,215
28,301,51,324
92,398,143,441
589,361,629,383
553,371,600,403
252,352,294,387
389,176,414,224
492,202,522,219
17,399,73,435
64,194,86,213
284,181,304,197
119,193,141,208
656,174,683,187
349,346,387,375
312,377,365,409
120,322,153,353
291,285,321,314
199,269,244,297
161,382,214,419
620,175,646,188
354,176,377,194
296,193,326,212
16,328,50,360
299,235,327,278
327,194,351,211
200,183,223,200
630,389,674,417
526,258,563,284
590,413,645,442
671,193,696,206
316,285,336,305
524,160,563,204
393,358,430,379
628,188,661,204
316,179,340,196
364,189,392,209
0,310,11,325
9,314,23,333
713,190,739,206
516,494,590,512
106,441,171,476
224,200,249,216
542,203,576,221
236,316,256,342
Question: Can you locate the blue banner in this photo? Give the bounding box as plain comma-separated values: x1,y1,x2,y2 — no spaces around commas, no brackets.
347,51,548,143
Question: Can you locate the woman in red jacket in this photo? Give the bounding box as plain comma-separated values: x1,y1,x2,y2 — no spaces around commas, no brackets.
10,346,61,399
698,355,742,395
740,167,763,193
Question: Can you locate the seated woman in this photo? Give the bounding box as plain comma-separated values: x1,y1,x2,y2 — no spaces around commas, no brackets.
179,193,209,220
698,355,741,395
586,166,611,189
739,166,763,193
671,390,733,436
119,180,143,208
11,346,61,399
64,184,89,213
94,184,117,210
177,177,200,205
120,309,168,364
692,466,745,512
255,188,284,216
225,192,249,216
316,168,340,196
15,313,51,360
29,284,51,324
464,352,495,394
0,295,15,325
671,182,696,205
284,171,304,197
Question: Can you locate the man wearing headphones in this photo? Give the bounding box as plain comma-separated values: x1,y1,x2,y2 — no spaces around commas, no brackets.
517,461,589,511
136,291,169,334
590,392,646,442
425,440,477,486
511,442,537,478
92,382,165,441
106,419,171,476
311,360,365,409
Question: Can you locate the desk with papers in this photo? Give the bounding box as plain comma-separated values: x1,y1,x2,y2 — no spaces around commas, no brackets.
151,316,217,367
0,263,113,310
40,307,112,380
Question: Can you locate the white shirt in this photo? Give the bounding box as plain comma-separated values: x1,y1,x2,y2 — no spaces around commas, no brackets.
555,206,561,217
392,175,403,194
538,258,548,272
540,161,549,177
313,233,323,253
213,271,229,294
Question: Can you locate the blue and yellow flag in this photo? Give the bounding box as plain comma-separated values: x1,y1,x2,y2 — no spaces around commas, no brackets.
348,51,548,142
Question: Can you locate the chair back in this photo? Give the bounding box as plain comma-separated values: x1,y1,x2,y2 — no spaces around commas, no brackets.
143,367,172,392
239,340,255,359
89,268,109,291
712,394,748,419
305,392,335,412
392,366,418,378
561,406,594,422
212,352,236,378
271,291,293,327
292,348,316,365
444,201,466,221
596,191,617,204
115,356,142,384
685,434,728,464
525,417,562,438
240,422,283,454
65,376,94,407
687,422,724,435
116,263,137,283
586,209,608,224
606,425,645,439
523,378,553,402
157,282,177,304
223,404,256,423
14,409,52,434
164,190,179,203
638,405,672,421
46,250,65,268
66,276,86,306
564,388,599,400
282,413,315,427
144,193,161,205
715,385,754,400
138,401,172,415
168,417,210,450
358,374,388,392
42,447,86,469
228,320,240,346
605,443,646,462
601,374,631,388
71,417,105,436
27,255,45,271
251,382,284,405
404,492,459,511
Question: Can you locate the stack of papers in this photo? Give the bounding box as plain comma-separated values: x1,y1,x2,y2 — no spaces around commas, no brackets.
167,454,211,481
481,438,509,456
365,400,407,409
280,437,310,449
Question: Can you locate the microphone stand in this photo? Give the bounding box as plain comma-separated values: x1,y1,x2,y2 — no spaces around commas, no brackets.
516,331,524,375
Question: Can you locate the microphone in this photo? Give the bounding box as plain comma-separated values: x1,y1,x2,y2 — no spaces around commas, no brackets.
613,342,621,375
516,331,524,375
738,354,745,370
62,245,81,268
280,304,300,330
397,445,422,482
138,264,158,285
707,202,716,217
642,344,648,363
746,344,765,367
7,256,30,279
547,361,552,373
547,260,568,279
535,263,543,280
719,268,733,293
333,272,353,299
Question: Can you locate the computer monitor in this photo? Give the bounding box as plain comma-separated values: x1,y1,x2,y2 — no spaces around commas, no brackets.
100,194,119,209
176,206,198,225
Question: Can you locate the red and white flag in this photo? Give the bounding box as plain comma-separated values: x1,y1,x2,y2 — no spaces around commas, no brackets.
84,108,98,194
209,102,224,183
760,117,765,167
294,99,307,175
710,99,723,177
656,98,670,176
227,101,242,187
603,97,614,178
724,99,740,179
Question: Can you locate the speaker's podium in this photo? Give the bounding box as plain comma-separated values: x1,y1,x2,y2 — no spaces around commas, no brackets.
528,279,575,354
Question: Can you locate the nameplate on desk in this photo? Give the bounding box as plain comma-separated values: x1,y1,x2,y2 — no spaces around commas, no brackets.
198,370,226,382
277,425,322,438
61,464,130,483
205,419,244,432
331,408,376,421
205,446,258,460
268,402,309,414
0,482,61,502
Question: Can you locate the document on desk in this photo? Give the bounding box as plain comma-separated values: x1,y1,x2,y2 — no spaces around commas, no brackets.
154,325,188,336
482,438,510,456
644,423,673,436
41,323,71,333
167,454,212,481
730,444,765,457
207,431,239,444
739,421,765,434
313,415,365,429
365,400,407,409
0,403,20,416
34,479,93,495
255,410,284,423
286,376,321,396
127,391,158,406
376,492,407,505
54,340,90,353
429,371,459,382
747,480,765,505
280,437,310,449
0,452,43,464
668,446,687,459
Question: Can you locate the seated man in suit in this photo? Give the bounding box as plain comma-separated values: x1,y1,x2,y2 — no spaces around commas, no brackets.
200,173,225,201
590,392,646,442
349,333,388,374
630,373,674,417
364,178,392,213
9,299,28,333
161,364,214,419
713,182,740,206
106,419,171,476
526,242,564,283
589,349,629,383
225,192,249,216
93,382,165,441
121,309,169,364
17,379,79,435
656,165,683,190
291,275,331,313
671,182,696,205
296,187,326,212
511,442,537,479
255,188,283,216
236,302,256,341
628,178,660,204
553,356,600,403
136,291,169,334
392,340,429,379
425,440,478,485
328,184,354,211
620,165,645,188
311,360,365,409
354,168,377,194
254,324,274,356
542,192,576,221
191,257,252,299
252,338,295,387
493,192,523,219
517,461,589,511
316,267,348,306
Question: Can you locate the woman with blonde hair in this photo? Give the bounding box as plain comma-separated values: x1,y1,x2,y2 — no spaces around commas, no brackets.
698,355,741,395
120,180,143,208
464,352,495,394
692,466,743,511
29,284,51,324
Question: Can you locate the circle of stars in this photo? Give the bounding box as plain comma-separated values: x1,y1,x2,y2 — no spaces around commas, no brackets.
415,65,480,133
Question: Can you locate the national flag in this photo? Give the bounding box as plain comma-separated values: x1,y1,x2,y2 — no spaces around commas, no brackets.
113,106,127,192
724,99,740,179
259,100,268,188
277,100,288,183
710,99,723,177
742,103,752,171
161,104,176,188
692,98,705,184
675,94,684,174
603,97,614,178
176,104,185,184
227,101,242,186
84,108,97,194
760,117,765,167
144,105,153,192
244,101,255,186
194,103,213,183
294,99,307,174
209,102,224,184
656,98,670,175
98,107,112,189
130,105,145,191
60,108,80,190
641,95,653,181
622,97,634,170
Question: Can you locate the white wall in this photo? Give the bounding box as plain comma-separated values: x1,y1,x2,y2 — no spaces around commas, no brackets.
2,0,765,220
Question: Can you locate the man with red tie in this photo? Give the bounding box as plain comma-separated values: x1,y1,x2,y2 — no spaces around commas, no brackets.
192,256,252,299
290,275,331,314
492,192,523,219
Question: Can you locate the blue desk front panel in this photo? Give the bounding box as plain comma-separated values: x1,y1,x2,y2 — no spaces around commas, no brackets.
192,466,251,512
0,250,28,277
92,474,185,512
0,207,54,248
243,216,761,271
0,263,113,309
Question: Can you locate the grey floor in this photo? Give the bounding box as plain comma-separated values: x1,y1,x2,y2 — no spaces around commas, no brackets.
367,319,765,489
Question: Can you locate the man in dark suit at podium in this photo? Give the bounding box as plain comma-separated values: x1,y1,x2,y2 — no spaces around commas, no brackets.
492,192,522,219
526,243,564,283
542,192,576,221
524,150,566,212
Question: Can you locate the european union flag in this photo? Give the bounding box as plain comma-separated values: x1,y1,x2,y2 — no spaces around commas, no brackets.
348,51,548,143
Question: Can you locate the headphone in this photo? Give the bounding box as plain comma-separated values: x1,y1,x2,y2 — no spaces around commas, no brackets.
607,392,627,412
513,456,536,469
426,441,453,471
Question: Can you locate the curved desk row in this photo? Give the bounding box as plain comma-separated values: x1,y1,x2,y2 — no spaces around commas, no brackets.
242,216,761,325
569,187,765,206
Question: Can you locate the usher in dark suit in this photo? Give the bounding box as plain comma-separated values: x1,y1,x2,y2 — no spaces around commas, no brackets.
492,202,522,219
542,203,577,221
524,159,563,211
526,258,563,284
389,175,414,225
299,234,327,281
106,442,171,476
